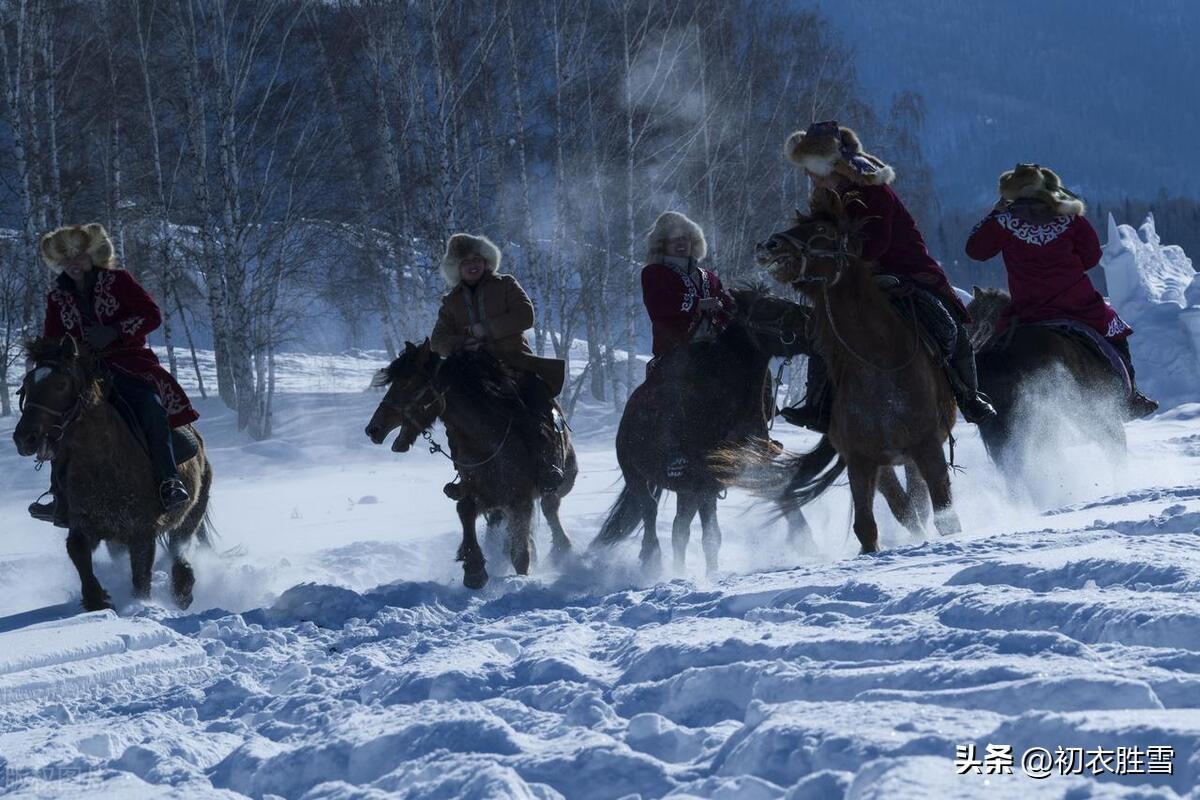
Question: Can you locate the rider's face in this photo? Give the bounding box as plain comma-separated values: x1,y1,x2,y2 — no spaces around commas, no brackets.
459,256,486,284
61,254,93,283
666,236,692,258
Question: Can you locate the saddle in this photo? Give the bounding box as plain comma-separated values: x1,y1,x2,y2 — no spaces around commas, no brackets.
108,390,200,465
877,276,956,362
976,316,1132,397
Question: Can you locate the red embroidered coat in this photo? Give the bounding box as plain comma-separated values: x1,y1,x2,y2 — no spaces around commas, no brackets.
43,269,200,427
641,262,735,358
841,184,969,320
965,210,1131,339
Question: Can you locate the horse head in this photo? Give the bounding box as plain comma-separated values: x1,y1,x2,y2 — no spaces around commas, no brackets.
13,335,95,461
366,339,444,453
755,190,866,290
965,285,1011,352
728,285,813,358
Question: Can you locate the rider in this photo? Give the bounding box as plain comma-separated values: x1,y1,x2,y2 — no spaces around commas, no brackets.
778,121,996,431
30,223,197,526
965,163,1158,418
641,210,735,370
431,232,567,493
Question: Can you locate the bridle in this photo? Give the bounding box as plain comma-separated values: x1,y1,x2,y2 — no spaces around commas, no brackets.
767,227,854,288
17,361,88,468
739,292,801,349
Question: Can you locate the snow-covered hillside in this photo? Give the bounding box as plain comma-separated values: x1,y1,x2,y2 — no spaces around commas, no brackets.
1,342,1199,798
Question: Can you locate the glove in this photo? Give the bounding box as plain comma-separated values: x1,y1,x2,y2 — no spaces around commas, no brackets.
83,325,119,350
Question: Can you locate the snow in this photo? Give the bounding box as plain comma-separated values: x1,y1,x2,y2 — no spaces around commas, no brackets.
2,352,1200,798
1101,213,1200,408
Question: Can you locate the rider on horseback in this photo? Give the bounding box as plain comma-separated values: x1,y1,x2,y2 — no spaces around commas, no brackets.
640,211,736,369
965,164,1158,418
29,224,197,526
431,233,567,494
779,121,997,432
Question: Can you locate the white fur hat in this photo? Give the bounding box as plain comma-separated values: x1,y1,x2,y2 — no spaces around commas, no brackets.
40,223,117,273
646,211,707,262
440,233,502,286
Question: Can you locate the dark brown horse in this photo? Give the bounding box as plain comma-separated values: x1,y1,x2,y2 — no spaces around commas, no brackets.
365,341,578,589
591,287,814,575
754,194,960,552
12,336,213,611
967,286,1127,484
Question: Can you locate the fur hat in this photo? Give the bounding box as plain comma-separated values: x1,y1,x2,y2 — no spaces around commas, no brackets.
646,211,707,262
998,164,1085,217
784,121,895,186
440,233,502,286
40,223,117,273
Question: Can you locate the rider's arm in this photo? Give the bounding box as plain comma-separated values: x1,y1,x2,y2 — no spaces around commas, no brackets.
1070,216,1103,271
965,213,1006,261
485,275,536,340
43,293,64,339
431,301,467,356
109,270,164,342
847,186,894,262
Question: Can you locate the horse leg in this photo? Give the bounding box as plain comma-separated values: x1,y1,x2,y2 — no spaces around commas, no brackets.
697,492,723,575
67,529,112,611
129,536,157,601
637,482,662,577
778,497,815,554
540,493,573,565
671,492,700,574
456,497,488,589
877,465,923,538
913,439,961,537
507,498,535,576
483,508,506,565
846,459,880,554
168,529,196,610
905,462,932,530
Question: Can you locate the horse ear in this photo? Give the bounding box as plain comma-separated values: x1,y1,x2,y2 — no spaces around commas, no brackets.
403,340,415,353
59,334,78,361
971,284,983,298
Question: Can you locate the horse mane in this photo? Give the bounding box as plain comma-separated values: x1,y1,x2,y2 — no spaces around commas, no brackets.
374,346,528,416
25,337,66,364
24,336,107,406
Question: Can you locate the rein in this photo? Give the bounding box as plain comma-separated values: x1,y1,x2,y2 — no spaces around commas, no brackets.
819,283,922,374
18,363,89,469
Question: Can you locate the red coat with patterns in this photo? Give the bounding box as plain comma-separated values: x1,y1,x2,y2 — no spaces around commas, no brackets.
641,261,735,358
965,210,1131,339
840,184,969,320
43,269,200,427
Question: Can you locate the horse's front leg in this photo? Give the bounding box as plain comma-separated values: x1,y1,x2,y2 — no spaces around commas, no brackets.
913,439,961,537
67,529,112,611
455,496,488,589
129,535,157,601
539,493,573,565
507,497,535,576
846,458,881,554
697,492,723,575
671,492,700,574
877,465,923,538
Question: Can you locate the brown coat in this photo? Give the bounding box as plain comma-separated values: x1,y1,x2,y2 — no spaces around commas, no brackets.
431,272,566,396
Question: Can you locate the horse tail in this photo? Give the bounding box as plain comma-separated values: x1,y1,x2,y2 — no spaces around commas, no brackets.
709,436,844,507
592,479,660,547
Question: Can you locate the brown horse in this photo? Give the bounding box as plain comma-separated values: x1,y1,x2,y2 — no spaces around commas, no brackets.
967,286,1127,486
754,195,959,553
591,287,815,575
12,336,213,611
365,341,578,589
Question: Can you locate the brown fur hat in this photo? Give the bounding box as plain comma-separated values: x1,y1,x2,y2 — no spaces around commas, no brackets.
40,224,117,273
646,211,707,262
784,121,895,186
998,164,1085,217
440,233,502,286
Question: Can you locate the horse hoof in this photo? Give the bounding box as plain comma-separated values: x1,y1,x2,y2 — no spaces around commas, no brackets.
172,563,196,609
550,542,572,566
640,549,662,580
858,545,880,555
463,569,489,590
83,594,114,613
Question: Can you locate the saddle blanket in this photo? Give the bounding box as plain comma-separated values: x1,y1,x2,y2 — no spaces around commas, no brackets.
1030,319,1132,398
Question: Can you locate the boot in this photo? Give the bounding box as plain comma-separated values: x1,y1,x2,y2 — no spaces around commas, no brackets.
29,461,70,528
1128,389,1159,419
780,353,831,433
948,333,997,424
444,481,466,501
159,478,190,511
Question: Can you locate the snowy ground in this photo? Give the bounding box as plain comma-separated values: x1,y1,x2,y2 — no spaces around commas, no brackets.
1,353,1199,799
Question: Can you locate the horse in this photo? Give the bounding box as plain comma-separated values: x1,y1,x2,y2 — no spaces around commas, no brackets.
966,286,1127,487
590,286,815,576
754,193,960,553
12,336,213,611
365,341,578,589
